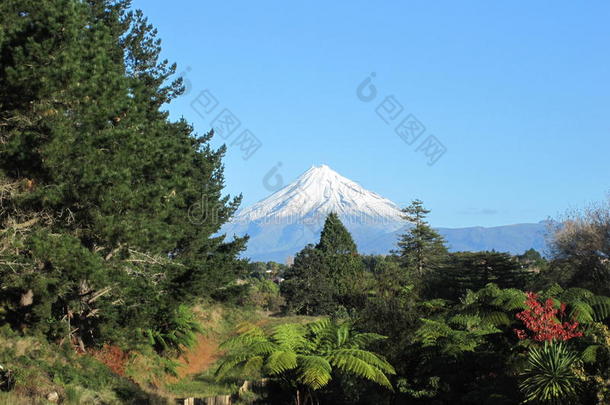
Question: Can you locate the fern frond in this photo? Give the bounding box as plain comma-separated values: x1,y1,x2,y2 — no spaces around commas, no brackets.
495,288,528,310
581,344,601,363
544,283,564,297
329,348,395,375
336,323,349,347
217,318,395,392
422,298,448,310
328,351,394,389
271,323,308,350
220,324,266,350
449,314,481,329
297,355,332,390
482,311,512,327
307,318,332,335
568,301,594,323
349,332,387,348
589,296,610,321
266,350,298,374
416,318,452,347
560,288,594,302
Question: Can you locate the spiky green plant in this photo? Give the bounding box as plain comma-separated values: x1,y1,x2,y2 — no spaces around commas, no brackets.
216,318,395,404
144,305,204,354
519,341,581,404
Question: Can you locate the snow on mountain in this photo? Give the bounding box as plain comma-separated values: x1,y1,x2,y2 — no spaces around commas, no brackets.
221,164,549,263
230,164,405,230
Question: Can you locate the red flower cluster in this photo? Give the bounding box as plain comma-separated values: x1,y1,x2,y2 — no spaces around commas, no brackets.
514,292,583,342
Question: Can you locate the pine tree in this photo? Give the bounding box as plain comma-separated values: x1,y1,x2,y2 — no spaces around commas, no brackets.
282,214,368,316
0,0,245,349
316,212,357,255
436,251,532,301
317,213,367,309
280,245,334,316
395,200,448,279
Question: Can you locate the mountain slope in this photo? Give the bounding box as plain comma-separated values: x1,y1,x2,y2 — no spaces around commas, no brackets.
221,165,550,262
231,164,405,229
359,222,551,257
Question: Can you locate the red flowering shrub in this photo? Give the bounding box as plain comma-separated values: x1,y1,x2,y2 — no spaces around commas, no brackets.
514,292,583,342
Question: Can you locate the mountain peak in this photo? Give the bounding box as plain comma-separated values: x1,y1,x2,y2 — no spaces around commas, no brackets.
221,165,549,262
311,164,335,174
297,164,354,188
230,165,405,228
301,164,339,179
312,164,331,170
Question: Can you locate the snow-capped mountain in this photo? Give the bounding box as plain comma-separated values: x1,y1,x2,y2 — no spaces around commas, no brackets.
230,164,406,231
221,165,550,262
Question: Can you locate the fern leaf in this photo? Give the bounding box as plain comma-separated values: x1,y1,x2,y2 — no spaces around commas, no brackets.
266,350,298,374
298,355,332,390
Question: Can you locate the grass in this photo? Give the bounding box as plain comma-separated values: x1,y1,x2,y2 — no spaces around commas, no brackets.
166,368,240,398
0,303,319,404
162,303,262,399
0,324,169,404
163,303,318,400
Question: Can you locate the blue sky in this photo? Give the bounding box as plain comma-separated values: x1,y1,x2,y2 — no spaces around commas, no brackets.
132,0,610,228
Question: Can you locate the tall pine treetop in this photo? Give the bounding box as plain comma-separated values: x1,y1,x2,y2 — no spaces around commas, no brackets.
395,200,448,277
400,198,431,223
316,212,357,255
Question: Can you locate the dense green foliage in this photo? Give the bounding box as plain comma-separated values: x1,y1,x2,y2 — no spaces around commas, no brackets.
217,318,395,405
278,200,610,404
1,1,610,404
0,0,245,354
433,250,533,301
281,214,369,316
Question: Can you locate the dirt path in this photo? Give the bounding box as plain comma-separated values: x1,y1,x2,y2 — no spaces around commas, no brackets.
175,335,221,378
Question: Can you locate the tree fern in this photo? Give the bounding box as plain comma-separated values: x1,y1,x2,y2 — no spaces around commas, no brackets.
216,318,396,398
581,344,601,363
298,355,332,389
415,318,500,356
143,305,203,353
266,350,298,374
550,287,610,324
271,323,309,351
457,284,526,329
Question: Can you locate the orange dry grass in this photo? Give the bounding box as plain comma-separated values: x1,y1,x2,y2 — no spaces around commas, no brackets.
91,344,129,376
174,335,221,379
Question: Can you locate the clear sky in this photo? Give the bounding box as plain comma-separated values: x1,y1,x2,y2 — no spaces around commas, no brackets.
131,0,610,228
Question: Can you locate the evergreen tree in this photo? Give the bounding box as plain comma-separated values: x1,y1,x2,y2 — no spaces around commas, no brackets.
0,0,245,349
316,212,357,255
395,200,448,282
282,214,368,316
435,251,533,301
317,213,366,307
518,248,544,264
281,245,335,316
